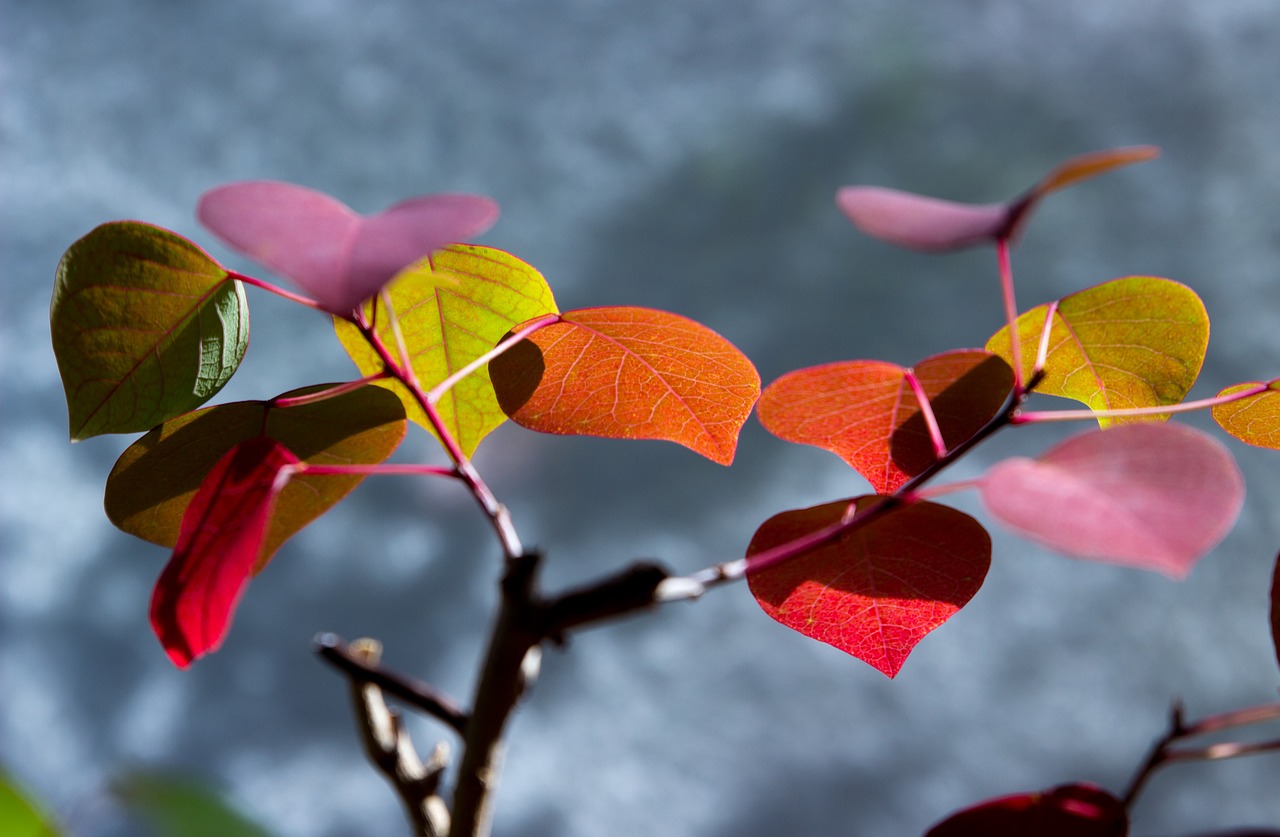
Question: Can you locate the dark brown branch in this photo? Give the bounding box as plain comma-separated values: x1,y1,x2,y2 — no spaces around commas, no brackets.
540,561,671,640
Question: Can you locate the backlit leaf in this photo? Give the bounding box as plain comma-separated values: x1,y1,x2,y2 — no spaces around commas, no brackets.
746,497,990,678
150,436,298,667
988,276,1208,425
106,384,406,572
115,772,275,837
198,181,498,315
490,306,760,465
925,783,1128,837
0,772,61,837
1212,381,1280,448
979,423,1243,578
334,245,558,456
758,350,1012,493
51,222,248,440
838,146,1158,251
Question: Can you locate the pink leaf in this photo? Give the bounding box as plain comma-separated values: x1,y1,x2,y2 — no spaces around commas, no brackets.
149,436,299,668
835,187,1008,252
197,181,498,315
979,423,1243,578
925,783,1128,837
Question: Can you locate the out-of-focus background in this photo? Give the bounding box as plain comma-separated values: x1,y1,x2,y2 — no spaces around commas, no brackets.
5,1,1280,834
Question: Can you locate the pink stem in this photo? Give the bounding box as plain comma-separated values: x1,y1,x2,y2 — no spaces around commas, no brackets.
996,238,1024,394
296,463,459,479
228,271,330,313
1031,299,1059,382
1013,381,1270,424
427,314,562,405
269,374,389,409
903,368,947,459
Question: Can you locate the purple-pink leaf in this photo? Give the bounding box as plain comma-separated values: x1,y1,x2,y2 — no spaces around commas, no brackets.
978,423,1243,578
835,188,1009,252
197,181,498,315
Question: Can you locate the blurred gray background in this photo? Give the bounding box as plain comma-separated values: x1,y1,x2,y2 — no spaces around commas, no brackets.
5,1,1280,834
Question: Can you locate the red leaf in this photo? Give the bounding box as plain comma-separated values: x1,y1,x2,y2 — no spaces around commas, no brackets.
758,350,1011,493
746,498,990,677
149,437,299,668
489,306,760,465
197,181,498,315
925,783,1128,837
979,423,1243,578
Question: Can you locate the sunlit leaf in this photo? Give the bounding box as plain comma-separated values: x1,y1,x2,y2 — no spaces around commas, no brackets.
115,772,275,837
51,222,247,440
838,146,1158,252
979,423,1243,578
106,384,406,573
988,276,1208,425
925,783,1128,837
746,497,990,678
490,306,760,465
334,245,558,456
0,772,61,837
1212,381,1280,448
198,181,498,315
758,350,1012,493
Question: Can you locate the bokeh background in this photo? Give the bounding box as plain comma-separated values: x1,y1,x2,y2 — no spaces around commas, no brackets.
5,1,1280,834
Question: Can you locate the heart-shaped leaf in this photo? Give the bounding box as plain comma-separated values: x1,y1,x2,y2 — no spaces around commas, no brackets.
197,181,499,315
1212,381,1280,448
150,436,299,667
106,384,406,572
490,306,760,465
333,244,558,456
925,783,1128,837
988,276,1208,425
838,146,1158,251
758,350,1012,493
746,497,991,677
51,222,248,440
979,423,1243,578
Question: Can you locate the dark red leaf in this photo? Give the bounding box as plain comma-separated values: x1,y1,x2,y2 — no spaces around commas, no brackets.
149,437,299,668
925,783,1128,837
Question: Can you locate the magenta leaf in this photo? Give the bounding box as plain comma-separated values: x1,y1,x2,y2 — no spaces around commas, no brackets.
979,423,1243,578
197,181,499,315
149,436,299,668
925,783,1127,837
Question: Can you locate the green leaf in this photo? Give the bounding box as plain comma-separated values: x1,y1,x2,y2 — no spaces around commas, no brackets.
987,276,1207,425
51,222,248,440
0,772,60,837
105,384,406,573
1212,381,1280,449
334,244,558,457
114,773,275,837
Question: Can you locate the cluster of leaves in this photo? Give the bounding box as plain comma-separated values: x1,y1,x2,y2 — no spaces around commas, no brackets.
49,148,1280,833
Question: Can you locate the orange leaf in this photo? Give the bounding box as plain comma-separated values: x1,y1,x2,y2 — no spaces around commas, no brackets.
1212,381,1280,448
746,497,991,677
489,306,760,465
758,350,1012,493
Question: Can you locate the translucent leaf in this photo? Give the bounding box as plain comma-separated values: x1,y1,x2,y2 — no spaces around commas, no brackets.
979,423,1243,578
490,306,760,465
1212,381,1280,448
115,772,275,837
333,245,558,456
198,181,498,315
746,497,990,678
925,783,1128,837
988,276,1208,425
105,384,406,573
758,350,1012,493
51,222,247,440
0,772,61,837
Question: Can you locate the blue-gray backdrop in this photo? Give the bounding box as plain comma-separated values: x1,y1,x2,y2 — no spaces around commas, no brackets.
5,1,1280,834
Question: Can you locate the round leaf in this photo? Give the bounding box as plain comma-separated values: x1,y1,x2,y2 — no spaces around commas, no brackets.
51,221,247,440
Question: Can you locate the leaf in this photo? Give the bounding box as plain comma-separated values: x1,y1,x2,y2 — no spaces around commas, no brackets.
1272,552,1280,675
746,497,990,678
105,384,406,573
333,245,558,456
758,350,1012,493
837,146,1158,252
988,276,1208,425
1212,381,1280,448
115,772,276,837
979,423,1243,578
490,306,761,465
0,772,61,837
197,181,498,315
150,436,299,667
50,222,248,440
925,783,1128,837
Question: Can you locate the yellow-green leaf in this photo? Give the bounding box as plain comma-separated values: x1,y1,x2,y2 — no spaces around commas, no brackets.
987,276,1207,425
51,222,248,440
334,244,558,456
0,772,61,837
1212,381,1280,448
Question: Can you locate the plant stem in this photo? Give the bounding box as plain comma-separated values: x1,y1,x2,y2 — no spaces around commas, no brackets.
1013,381,1269,424
268,374,390,409
427,314,561,406
228,271,328,311
903,368,947,458
996,237,1024,394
